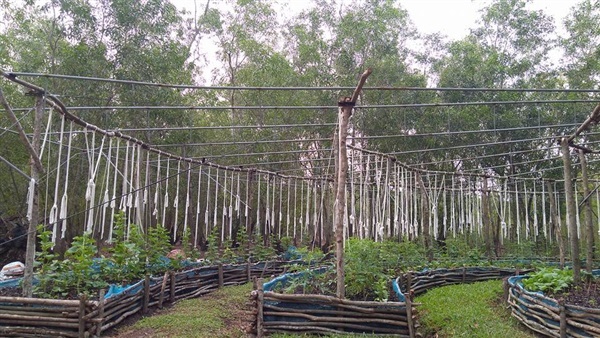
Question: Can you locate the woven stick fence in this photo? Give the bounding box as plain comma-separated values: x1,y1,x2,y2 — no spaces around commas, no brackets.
396,266,533,297
0,260,287,337
251,272,417,337
507,274,600,338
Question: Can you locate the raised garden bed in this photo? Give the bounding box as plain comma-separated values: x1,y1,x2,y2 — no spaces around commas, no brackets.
507,270,600,338
251,269,417,337
0,260,287,337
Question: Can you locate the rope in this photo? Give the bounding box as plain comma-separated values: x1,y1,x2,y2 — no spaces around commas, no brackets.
173,161,181,242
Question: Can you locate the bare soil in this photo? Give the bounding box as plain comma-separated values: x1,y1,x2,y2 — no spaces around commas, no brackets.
554,279,600,308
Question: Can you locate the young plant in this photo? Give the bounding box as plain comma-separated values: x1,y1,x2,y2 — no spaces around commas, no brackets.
523,267,574,293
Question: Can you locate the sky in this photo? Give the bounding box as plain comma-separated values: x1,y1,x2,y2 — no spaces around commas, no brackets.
173,0,577,41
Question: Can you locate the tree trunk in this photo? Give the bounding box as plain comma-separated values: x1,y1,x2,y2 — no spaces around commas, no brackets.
578,150,595,275
561,138,581,283
22,94,44,297
547,181,565,268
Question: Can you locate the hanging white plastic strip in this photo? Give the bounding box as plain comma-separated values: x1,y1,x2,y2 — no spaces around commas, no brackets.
195,166,203,248
162,159,170,228
305,179,311,241
256,173,261,237
153,154,160,218
293,179,297,239
26,178,35,223
299,179,304,242
173,161,181,242
541,181,547,239
265,175,270,238
205,166,211,238
229,171,234,241
515,181,521,244
533,182,539,239
286,179,291,238
575,184,581,238
109,138,120,242
39,106,53,160
101,138,113,240
221,168,227,242
596,186,600,236
524,185,530,240
236,172,241,217
120,142,130,211
213,168,219,238
183,162,192,239
50,116,65,244
60,121,74,239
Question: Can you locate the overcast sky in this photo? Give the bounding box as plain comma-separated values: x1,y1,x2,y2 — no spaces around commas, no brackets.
173,0,577,40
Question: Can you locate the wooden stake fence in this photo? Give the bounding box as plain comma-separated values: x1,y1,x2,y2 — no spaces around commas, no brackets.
0,261,288,337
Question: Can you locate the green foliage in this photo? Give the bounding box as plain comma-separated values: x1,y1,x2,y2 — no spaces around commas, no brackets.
103,212,146,283
35,226,107,298
522,268,574,293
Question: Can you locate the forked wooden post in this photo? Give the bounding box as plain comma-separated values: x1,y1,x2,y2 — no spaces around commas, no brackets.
334,68,372,299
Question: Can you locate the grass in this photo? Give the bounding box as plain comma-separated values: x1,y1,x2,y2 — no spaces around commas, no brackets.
111,283,253,338
111,279,537,338
416,280,536,338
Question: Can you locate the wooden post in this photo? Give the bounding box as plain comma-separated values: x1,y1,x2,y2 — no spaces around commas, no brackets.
96,289,105,337
170,271,176,302
547,181,566,268
17,93,44,297
462,266,466,283
218,263,224,288
143,274,150,314
78,295,86,338
561,138,581,283
578,150,595,275
559,300,567,338
158,271,169,309
405,290,415,338
247,258,251,282
256,278,264,338
334,69,372,299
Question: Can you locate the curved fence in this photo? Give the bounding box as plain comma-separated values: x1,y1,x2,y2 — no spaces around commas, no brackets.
507,271,600,338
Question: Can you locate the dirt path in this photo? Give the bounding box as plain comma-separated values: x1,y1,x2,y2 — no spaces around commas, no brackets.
108,283,254,338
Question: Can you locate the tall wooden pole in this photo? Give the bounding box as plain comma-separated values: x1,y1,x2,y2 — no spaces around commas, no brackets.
561,138,580,283
578,150,595,274
22,93,44,297
335,69,372,299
